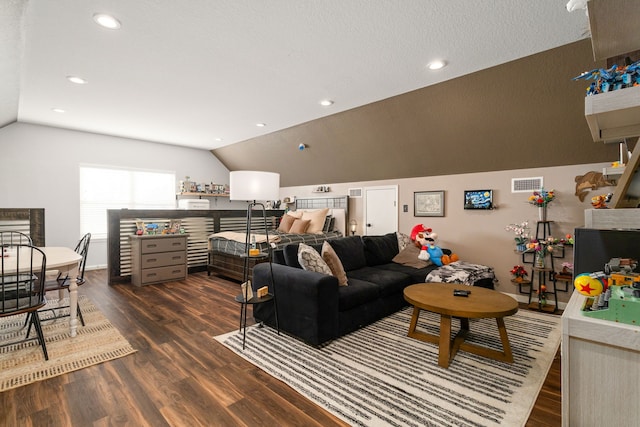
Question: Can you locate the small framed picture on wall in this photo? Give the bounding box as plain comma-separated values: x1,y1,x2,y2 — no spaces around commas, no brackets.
414,191,445,217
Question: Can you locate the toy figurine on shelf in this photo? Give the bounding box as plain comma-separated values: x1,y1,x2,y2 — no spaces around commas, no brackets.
145,223,159,235
591,193,612,209
572,58,640,96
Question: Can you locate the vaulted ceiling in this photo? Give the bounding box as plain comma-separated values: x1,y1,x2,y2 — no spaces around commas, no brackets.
2,1,589,152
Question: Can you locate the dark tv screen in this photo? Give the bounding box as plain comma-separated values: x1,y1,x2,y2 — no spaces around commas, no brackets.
464,190,493,210
574,228,640,275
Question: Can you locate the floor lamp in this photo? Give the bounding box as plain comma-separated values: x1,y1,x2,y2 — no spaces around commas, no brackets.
229,170,280,349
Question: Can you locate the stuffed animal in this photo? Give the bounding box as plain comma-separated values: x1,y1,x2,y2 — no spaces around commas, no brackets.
410,224,433,247
418,245,430,261
427,244,446,266
410,224,459,266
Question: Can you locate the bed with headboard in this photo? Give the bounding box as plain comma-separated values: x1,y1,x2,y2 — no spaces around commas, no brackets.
207,195,348,281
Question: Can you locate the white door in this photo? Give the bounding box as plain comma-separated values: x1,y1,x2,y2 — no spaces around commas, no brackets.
364,186,398,235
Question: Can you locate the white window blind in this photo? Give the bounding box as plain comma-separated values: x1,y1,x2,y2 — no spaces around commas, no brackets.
80,165,175,239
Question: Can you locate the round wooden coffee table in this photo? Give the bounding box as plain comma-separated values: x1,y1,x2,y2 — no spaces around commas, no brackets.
404,283,519,368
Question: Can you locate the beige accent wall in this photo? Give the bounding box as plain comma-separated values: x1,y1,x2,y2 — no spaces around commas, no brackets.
213,39,617,187
283,161,616,307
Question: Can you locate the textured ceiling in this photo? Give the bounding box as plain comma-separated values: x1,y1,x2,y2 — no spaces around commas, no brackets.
5,0,589,150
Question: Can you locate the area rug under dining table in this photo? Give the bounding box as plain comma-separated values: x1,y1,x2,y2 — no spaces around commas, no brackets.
0,296,136,392
216,307,560,427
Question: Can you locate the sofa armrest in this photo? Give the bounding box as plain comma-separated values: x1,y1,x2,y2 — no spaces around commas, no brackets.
252,262,340,346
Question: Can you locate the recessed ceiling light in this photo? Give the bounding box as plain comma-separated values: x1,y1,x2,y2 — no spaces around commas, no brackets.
427,60,447,70
320,99,334,106
52,108,66,113
93,13,121,29
67,76,88,85
256,123,266,127
214,137,223,142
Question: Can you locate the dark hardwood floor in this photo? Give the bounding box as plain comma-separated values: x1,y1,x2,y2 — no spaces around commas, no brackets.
0,270,561,426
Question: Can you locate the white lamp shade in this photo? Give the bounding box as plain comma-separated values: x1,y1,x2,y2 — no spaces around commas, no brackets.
229,171,280,201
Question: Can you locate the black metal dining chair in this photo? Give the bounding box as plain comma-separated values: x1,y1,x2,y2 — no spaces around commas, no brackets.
0,244,49,360
0,231,32,246
41,233,91,326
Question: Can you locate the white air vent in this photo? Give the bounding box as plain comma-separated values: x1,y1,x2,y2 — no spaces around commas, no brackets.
348,188,363,198
511,177,543,193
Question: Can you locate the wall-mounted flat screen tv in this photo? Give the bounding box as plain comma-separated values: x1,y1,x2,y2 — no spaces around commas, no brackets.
464,190,493,210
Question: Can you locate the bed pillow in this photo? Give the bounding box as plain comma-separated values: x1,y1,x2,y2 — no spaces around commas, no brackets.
322,215,334,232
321,241,348,286
301,208,330,234
289,218,311,234
298,243,332,275
277,214,297,232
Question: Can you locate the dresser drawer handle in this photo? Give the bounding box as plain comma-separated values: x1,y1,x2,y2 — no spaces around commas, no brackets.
172,256,181,260
146,258,157,263
148,273,157,277
147,244,157,248
172,270,181,274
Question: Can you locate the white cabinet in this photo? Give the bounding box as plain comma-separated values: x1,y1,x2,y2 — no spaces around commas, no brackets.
561,291,640,427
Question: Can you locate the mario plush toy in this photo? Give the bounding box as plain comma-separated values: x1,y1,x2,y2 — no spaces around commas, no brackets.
410,224,459,266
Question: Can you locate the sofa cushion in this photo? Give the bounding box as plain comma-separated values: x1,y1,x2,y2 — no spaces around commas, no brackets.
392,244,431,269
329,236,367,272
298,243,332,275
337,277,379,311
282,243,322,268
346,266,412,297
396,232,412,252
321,241,348,286
375,262,439,284
363,233,400,266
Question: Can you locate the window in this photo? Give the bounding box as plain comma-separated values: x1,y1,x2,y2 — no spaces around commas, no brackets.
80,165,175,239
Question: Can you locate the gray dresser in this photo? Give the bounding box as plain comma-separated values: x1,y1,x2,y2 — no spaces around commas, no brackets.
130,234,188,286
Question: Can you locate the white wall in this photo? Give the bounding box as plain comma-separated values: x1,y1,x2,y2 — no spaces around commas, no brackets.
0,122,246,267
283,162,618,305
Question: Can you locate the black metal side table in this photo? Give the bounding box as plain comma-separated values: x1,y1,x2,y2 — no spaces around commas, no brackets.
236,253,279,350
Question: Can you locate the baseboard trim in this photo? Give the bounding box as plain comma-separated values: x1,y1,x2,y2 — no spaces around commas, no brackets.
503,291,568,311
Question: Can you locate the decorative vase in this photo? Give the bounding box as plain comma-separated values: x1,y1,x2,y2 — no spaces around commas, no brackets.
516,243,527,252
538,205,547,221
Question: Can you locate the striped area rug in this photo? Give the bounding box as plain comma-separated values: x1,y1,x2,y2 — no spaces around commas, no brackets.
216,307,560,427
